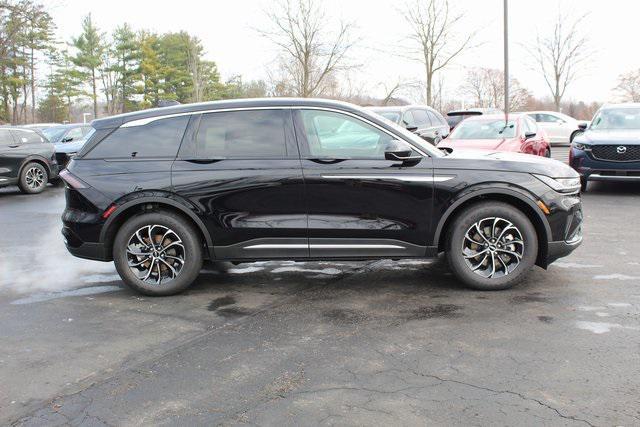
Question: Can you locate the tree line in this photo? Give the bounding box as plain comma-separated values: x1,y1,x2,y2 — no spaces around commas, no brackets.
0,0,267,124
0,0,635,125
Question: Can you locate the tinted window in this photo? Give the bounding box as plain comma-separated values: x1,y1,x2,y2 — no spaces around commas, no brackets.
88,116,189,159
536,113,560,123
11,129,44,144
299,110,393,159
196,110,287,159
426,111,442,126
402,111,416,127
0,129,14,145
411,109,432,126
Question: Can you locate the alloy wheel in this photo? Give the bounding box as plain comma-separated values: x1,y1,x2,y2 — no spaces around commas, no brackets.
25,167,45,190
126,225,186,285
462,217,524,279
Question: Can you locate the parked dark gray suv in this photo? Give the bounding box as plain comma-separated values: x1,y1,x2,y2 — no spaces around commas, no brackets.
368,105,450,144
0,127,58,193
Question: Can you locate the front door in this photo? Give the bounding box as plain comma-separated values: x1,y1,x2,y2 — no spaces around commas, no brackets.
293,109,434,258
171,109,308,260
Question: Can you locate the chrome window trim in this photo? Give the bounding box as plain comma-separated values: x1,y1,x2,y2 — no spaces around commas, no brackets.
119,106,433,157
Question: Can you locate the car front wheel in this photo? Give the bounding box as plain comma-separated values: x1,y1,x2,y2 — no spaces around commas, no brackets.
113,211,203,296
446,201,538,290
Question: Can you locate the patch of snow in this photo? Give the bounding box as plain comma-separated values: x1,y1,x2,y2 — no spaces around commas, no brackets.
11,285,122,305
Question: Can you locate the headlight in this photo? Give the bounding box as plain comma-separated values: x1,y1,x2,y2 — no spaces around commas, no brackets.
533,174,581,193
572,142,591,151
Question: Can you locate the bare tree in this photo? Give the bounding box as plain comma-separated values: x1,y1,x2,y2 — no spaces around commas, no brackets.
531,7,589,111
614,69,640,102
461,67,531,111
403,0,475,106
260,0,356,97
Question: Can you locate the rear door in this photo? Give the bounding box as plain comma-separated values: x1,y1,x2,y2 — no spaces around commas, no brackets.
0,129,20,182
294,108,434,258
171,108,307,260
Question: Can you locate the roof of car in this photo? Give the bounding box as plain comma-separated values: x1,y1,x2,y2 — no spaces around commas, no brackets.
47,123,90,129
91,98,369,130
460,113,524,121
367,105,439,113
601,103,640,109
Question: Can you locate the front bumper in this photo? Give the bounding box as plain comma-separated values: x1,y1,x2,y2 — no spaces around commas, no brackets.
570,146,640,182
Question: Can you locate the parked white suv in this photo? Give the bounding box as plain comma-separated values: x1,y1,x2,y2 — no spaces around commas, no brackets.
521,111,588,146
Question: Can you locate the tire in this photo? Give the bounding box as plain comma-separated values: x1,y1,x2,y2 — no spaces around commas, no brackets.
580,177,588,192
544,148,551,158
18,162,48,194
113,211,203,296
445,201,538,291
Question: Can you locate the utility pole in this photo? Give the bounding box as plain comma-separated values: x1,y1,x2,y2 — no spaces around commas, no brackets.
503,0,509,119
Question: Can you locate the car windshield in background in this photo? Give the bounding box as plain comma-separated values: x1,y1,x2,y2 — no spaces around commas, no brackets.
591,108,640,130
377,111,401,123
42,127,67,143
449,119,516,139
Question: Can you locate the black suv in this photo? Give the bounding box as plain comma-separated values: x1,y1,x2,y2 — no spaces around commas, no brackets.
61,98,583,296
0,126,58,193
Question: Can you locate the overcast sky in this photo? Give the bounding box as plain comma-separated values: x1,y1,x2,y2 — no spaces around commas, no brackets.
47,0,637,104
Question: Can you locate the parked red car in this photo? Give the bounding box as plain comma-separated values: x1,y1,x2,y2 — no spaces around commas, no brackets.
437,114,551,157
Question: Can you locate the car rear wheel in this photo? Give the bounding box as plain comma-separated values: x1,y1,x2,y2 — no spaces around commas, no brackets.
18,162,48,194
446,202,538,290
580,177,588,192
113,211,203,296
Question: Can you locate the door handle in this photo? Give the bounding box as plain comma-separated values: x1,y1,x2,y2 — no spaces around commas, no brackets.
309,158,346,164
8,144,19,148
184,158,224,164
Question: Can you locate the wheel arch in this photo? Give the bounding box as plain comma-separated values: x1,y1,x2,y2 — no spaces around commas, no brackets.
434,188,552,267
19,155,51,178
99,195,213,260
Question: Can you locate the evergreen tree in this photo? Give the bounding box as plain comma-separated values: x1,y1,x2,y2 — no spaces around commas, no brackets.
71,14,105,118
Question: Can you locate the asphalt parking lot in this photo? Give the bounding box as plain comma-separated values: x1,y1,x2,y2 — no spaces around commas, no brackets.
1,161,639,425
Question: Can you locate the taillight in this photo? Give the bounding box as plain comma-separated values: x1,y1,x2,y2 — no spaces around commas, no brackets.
59,169,88,189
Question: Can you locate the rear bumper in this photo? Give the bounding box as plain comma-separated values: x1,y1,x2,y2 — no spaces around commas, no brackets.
62,224,110,261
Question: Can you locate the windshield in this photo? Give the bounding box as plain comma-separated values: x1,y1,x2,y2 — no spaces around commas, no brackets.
591,108,640,130
449,119,516,139
42,126,67,143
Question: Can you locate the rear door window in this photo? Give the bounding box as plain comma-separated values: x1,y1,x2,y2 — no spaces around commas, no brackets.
11,129,45,144
195,110,287,159
86,116,189,159
0,129,15,145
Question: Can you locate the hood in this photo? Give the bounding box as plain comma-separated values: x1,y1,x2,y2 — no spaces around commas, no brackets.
437,149,578,178
579,129,640,145
438,138,508,151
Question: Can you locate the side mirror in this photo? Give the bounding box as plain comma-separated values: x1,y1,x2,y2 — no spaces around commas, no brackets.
524,131,536,140
578,123,588,131
405,126,418,132
61,137,73,143
384,140,421,165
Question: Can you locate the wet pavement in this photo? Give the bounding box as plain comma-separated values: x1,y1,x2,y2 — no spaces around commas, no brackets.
1,181,639,426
